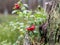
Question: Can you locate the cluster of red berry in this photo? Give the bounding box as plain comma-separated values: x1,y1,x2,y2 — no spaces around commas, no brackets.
26,25,35,31
14,3,20,9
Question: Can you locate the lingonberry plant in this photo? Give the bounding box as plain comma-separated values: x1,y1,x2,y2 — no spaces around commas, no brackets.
11,0,47,45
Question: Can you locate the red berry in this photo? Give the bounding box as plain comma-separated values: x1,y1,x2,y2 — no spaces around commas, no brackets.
30,25,35,30
14,3,20,9
26,25,35,31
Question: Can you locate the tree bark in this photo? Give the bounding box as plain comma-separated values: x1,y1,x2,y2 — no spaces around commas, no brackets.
45,0,57,45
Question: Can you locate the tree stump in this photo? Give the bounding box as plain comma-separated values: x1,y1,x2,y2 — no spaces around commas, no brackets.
45,0,59,45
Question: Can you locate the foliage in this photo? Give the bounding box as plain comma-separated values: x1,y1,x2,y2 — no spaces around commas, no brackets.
0,0,47,45
11,0,47,45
